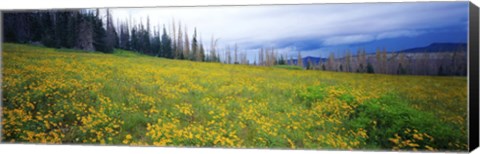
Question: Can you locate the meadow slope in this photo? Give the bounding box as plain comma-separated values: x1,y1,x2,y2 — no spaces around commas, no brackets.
1,43,468,151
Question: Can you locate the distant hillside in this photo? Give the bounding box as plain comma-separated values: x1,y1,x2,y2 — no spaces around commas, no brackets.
294,42,467,61
291,42,467,69
303,56,328,63
398,42,467,53
290,56,328,66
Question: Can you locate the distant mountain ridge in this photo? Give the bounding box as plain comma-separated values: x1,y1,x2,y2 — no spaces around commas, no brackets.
295,42,467,60
291,42,467,66
302,56,328,63
290,56,327,66
397,42,467,53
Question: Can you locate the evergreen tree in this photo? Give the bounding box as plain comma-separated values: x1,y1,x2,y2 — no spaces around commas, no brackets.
75,11,95,51
119,21,130,50
345,50,351,72
40,12,57,47
307,59,314,70
54,11,68,48
367,62,375,73
199,35,205,61
151,27,161,57
92,10,108,52
103,9,115,53
398,63,407,75
184,26,190,60
191,28,198,61
171,18,177,59
130,26,138,52
209,35,218,62
30,12,44,43
234,43,238,64
199,43,205,62
328,52,335,71
259,48,264,66
226,45,232,64
279,55,286,65
145,16,151,54
438,65,445,76
297,50,303,68
177,21,184,59
65,11,80,48
161,26,172,58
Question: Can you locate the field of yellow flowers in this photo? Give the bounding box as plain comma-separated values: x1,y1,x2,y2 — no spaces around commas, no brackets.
1,43,468,151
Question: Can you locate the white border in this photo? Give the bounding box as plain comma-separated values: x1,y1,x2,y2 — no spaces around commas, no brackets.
0,0,478,154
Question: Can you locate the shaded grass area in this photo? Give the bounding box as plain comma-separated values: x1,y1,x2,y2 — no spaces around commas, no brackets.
346,93,466,151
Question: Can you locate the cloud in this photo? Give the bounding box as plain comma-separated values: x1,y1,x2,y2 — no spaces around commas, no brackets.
376,30,425,40
107,2,468,61
321,30,426,46
322,34,376,46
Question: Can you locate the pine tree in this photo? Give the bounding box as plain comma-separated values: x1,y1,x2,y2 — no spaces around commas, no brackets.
177,21,184,59
398,52,406,75
151,26,161,57
93,9,108,53
297,50,303,68
357,48,367,73
199,34,205,61
307,58,313,70
103,9,115,53
367,62,375,73
342,50,349,72
382,48,388,74
161,25,172,58
375,48,381,73
279,55,285,65
234,43,238,64
131,25,138,52
209,35,218,62
65,11,80,48
171,18,178,59
259,48,264,66
144,16,151,55
40,12,56,47
328,52,335,71
119,21,130,50
191,28,198,61
226,45,232,64
200,43,205,62
75,11,94,51
184,26,190,60
54,11,69,48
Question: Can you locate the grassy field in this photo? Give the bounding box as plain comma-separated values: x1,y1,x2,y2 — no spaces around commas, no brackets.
1,43,468,151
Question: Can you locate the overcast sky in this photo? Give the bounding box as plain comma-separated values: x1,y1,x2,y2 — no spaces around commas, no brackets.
109,2,468,61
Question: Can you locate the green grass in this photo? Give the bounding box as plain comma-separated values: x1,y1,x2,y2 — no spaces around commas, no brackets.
114,49,148,57
273,65,304,70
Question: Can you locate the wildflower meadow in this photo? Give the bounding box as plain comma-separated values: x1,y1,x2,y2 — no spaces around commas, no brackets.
1,43,468,151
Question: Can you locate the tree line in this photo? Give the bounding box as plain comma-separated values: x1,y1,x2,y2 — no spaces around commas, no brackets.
288,48,467,76
3,10,221,62
3,9,289,66
4,10,116,53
